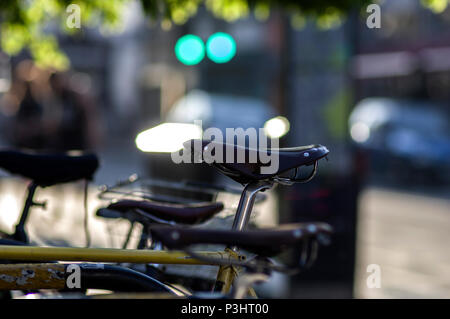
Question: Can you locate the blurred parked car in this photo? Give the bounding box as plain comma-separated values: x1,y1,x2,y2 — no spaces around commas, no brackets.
135,90,289,184
349,97,450,184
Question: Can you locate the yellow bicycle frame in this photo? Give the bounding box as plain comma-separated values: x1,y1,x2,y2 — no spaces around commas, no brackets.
0,181,274,295
0,245,243,293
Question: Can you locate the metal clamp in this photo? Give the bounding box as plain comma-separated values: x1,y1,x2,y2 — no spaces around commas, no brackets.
273,160,318,186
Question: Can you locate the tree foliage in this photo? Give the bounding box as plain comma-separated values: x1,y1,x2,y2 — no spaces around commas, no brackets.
0,0,446,70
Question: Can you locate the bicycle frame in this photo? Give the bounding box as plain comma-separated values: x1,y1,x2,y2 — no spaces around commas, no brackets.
0,245,244,293
11,182,44,243
213,180,273,292
0,245,242,265
0,263,66,290
0,180,274,295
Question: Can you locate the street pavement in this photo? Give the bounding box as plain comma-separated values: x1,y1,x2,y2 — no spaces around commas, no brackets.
354,186,450,298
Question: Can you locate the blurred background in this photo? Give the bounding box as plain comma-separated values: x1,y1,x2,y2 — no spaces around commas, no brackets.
0,0,449,298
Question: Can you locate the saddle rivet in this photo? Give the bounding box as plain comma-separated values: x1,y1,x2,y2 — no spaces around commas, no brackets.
307,225,317,233
171,231,180,240
304,152,309,157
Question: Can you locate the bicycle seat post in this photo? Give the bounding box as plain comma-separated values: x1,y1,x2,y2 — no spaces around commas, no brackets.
231,180,273,232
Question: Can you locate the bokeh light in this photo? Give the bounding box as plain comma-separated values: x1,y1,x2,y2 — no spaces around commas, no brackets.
206,32,236,63
350,122,370,143
264,116,290,139
175,34,205,65
136,123,203,153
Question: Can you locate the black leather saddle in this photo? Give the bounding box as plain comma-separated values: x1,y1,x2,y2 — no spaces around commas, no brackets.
182,140,329,184
0,150,99,187
149,222,333,257
103,199,224,225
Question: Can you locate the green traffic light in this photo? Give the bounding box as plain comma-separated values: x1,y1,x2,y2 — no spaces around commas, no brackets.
206,32,236,63
175,34,205,65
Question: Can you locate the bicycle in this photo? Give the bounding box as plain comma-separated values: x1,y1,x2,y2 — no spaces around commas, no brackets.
0,148,235,295
0,149,99,245
0,139,331,298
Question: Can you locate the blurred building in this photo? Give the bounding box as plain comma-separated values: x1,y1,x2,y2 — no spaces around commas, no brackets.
354,0,450,106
